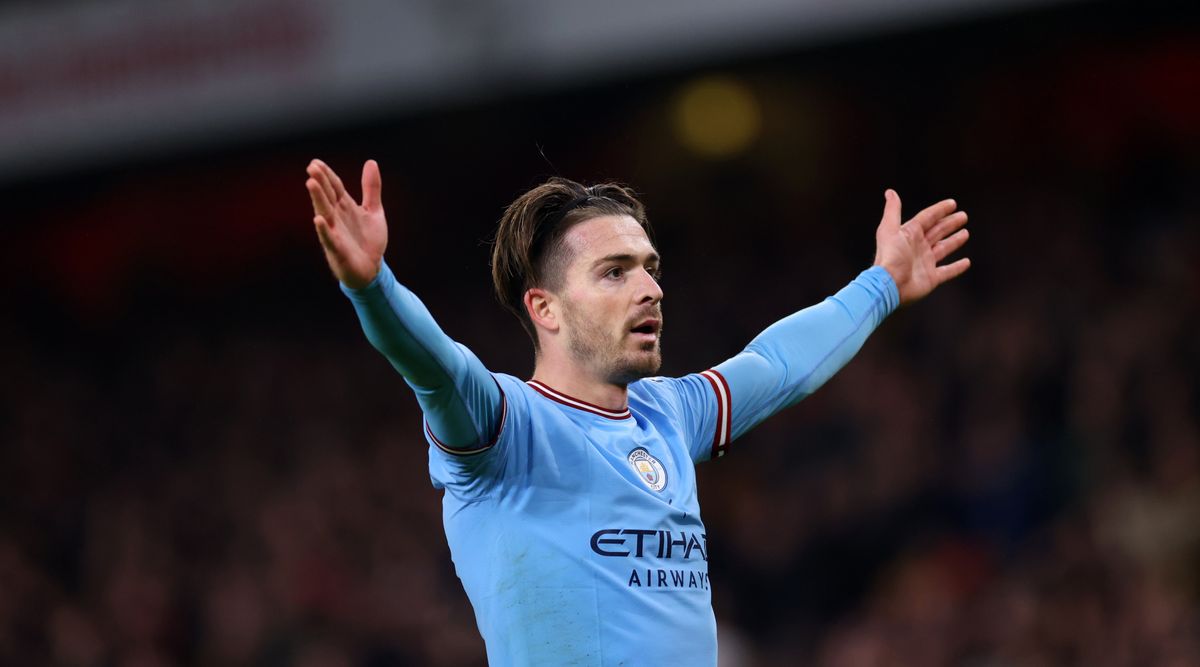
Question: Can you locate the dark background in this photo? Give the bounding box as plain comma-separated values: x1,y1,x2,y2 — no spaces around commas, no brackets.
3,2,1199,665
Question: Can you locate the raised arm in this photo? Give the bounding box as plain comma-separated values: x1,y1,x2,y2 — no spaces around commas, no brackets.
709,190,969,445
306,159,502,451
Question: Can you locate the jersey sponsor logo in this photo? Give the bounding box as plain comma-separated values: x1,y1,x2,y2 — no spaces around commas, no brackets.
590,528,708,561
627,568,710,590
590,528,711,592
627,447,667,492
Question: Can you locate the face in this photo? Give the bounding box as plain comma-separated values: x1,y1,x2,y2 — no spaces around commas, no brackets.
554,214,664,385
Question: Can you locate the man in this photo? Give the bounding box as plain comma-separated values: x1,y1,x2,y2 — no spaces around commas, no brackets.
304,158,969,666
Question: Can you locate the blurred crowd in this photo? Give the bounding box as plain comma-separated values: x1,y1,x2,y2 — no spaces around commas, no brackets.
2,5,1198,666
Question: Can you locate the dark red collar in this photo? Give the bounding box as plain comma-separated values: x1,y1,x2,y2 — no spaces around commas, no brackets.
526,380,632,420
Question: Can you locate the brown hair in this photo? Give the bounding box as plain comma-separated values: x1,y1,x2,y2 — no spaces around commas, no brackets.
491,176,652,349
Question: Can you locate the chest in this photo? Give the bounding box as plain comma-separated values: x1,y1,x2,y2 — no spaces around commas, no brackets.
519,410,701,520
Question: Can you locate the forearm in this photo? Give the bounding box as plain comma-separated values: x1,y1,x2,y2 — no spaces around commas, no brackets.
715,266,899,438
341,261,502,447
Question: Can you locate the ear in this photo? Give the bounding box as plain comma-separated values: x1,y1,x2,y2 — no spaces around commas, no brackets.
524,287,559,333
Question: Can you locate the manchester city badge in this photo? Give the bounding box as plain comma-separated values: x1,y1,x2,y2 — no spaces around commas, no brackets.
627,447,667,492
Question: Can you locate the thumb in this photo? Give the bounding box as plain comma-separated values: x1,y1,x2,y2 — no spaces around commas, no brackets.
880,188,902,232
361,159,382,212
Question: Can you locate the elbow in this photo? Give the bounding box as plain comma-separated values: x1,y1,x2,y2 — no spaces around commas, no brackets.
743,342,828,399
741,344,793,395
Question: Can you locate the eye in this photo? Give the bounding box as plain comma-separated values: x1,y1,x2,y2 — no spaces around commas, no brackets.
648,266,662,282
604,266,625,280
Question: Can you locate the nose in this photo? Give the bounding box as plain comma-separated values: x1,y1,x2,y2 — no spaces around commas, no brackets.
636,267,663,305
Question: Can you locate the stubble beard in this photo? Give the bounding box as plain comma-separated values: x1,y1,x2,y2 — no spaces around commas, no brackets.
562,302,662,386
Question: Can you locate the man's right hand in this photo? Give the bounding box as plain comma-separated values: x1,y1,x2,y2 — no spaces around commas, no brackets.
306,159,387,290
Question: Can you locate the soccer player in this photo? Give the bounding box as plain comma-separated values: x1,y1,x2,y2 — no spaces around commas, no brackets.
304,158,969,666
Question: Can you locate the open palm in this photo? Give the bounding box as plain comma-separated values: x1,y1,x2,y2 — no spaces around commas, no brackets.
306,159,388,290
873,189,970,305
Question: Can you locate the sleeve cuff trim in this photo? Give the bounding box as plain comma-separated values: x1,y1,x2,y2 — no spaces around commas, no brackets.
700,369,732,459
426,380,508,457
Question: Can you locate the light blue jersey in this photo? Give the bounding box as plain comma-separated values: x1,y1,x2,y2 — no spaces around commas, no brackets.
342,261,898,666
430,374,722,665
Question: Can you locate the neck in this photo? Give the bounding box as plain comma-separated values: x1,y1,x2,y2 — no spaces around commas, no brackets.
531,357,629,412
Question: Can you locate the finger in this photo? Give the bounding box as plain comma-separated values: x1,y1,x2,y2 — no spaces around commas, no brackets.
307,160,339,206
907,198,957,232
925,211,968,244
306,178,336,221
314,215,334,246
935,257,971,283
361,159,382,212
315,159,349,203
879,189,902,231
933,228,969,262
314,215,348,262
314,217,349,279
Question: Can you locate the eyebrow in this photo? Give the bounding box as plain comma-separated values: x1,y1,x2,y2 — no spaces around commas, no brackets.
590,252,661,269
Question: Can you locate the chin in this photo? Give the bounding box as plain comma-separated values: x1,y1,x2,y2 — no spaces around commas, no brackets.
608,350,662,385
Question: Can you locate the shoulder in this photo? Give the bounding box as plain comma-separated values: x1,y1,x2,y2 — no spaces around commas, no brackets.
630,373,720,407
628,375,675,406
492,372,528,398
490,372,568,427
629,374,710,419
492,373,542,407
631,373,729,459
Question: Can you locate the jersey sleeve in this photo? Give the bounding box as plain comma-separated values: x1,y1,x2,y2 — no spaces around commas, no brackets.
341,260,503,455
696,266,900,459
426,374,530,499
637,374,723,465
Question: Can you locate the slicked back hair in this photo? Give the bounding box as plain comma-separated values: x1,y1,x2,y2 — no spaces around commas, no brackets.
491,176,652,351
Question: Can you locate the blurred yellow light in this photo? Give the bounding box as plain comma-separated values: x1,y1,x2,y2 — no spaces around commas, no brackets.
673,76,762,158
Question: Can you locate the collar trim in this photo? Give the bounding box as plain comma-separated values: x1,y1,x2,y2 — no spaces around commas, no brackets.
526,380,632,420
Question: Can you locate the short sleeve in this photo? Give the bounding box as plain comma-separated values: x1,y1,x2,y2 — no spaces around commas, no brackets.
426,373,529,500
640,372,729,464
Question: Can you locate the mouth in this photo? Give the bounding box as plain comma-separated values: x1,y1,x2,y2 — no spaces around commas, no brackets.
628,318,662,342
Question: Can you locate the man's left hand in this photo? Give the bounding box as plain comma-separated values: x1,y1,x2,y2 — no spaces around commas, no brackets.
873,189,970,305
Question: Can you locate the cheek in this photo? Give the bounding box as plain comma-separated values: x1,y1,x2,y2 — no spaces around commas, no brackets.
566,288,624,321
563,293,609,331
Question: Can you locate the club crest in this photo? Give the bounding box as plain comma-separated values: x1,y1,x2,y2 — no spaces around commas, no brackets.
628,447,667,492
